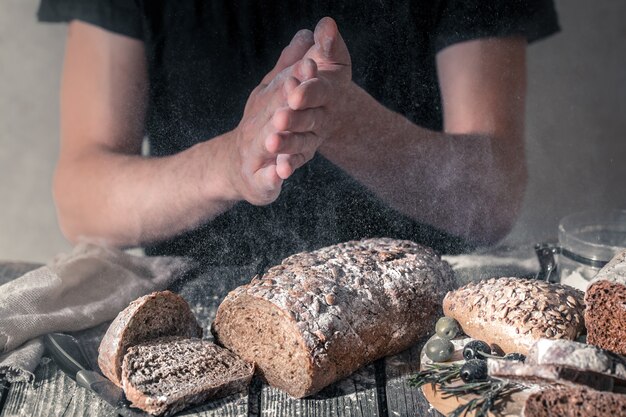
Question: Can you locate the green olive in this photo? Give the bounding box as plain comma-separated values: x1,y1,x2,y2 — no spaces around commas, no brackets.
435,316,460,340
425,338,455,362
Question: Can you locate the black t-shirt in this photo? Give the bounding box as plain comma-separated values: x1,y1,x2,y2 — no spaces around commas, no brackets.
38,0,559,267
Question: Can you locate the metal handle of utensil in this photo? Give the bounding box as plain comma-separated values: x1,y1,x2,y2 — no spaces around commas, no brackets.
44,333,148,417
534,242,610,282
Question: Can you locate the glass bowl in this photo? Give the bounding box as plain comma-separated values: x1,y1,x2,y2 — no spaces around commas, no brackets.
558,209,626,289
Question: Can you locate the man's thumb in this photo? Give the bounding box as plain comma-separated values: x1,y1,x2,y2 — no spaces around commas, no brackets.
312,17,351,68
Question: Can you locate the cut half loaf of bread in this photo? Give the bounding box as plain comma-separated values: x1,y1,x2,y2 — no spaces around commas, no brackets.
98,291,203,387
122,336,254,417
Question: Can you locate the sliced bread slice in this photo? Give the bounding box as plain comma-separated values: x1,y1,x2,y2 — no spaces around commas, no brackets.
585,249,626,355
523,386,626,417
98,291,203,386
122,336,254,417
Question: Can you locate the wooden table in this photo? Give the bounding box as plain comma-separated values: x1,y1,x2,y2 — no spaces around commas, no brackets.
0,246,538,417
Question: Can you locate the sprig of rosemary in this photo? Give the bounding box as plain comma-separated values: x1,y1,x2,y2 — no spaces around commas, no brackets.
444,379,523,417
408,362,462,389
409,364,524,417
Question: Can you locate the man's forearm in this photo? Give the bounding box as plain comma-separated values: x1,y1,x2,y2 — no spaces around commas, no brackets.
319,83,527,245
54,133,238,247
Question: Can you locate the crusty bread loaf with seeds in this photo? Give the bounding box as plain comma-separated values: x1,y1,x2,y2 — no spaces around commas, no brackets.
122,336,254,417
443,278,585,355
584,249,626,355
212,238,455,398
98,291,202,387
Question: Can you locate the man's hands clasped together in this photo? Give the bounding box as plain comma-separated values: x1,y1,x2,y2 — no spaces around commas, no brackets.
227,17,352,206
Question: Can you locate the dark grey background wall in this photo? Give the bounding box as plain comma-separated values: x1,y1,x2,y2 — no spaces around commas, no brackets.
508,1,626,245
1,0,625,262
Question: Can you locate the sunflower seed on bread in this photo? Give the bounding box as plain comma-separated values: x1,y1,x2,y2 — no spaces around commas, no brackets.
443,277,585,355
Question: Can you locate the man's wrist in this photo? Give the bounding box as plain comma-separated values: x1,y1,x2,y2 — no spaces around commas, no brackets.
196,132,243,205
320,82,366,153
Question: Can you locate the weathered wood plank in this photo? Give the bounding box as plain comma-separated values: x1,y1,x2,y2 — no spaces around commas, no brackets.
260,363,381,417
384,341,443,417
179,392,248,417
0,357,116,417
2,352,249,417
0,384,9,414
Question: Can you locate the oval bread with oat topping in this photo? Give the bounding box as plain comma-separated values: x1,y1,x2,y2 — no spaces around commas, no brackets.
443,277,585,355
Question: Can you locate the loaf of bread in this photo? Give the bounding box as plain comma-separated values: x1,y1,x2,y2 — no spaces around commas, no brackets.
523,387,626,417
98,291,203,387
212,238,455,398
443,277,585,355
122,336,254,417
584,249,626,355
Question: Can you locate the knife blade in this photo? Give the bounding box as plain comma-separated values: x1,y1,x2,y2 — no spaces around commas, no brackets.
76,369,149,417
43,333,150,417
42,332,91,378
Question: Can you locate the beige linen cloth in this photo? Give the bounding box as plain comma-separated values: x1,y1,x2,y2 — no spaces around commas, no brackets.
0,243,195,383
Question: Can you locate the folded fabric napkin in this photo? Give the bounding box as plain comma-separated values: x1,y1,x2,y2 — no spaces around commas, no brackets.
0,243,195,383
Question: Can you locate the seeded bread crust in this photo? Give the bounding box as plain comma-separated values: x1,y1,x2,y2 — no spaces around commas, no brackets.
122,337,254,417
523,387,626,417
443,278,585,355
212,238,455,398
584,249,626,355
98,291,202,387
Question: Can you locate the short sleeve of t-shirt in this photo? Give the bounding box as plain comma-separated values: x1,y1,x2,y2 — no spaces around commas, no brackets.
37,0,143,40
433,0,560,52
